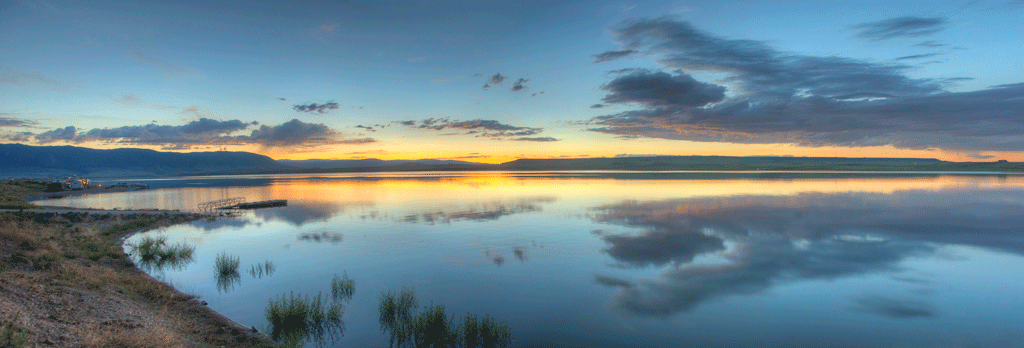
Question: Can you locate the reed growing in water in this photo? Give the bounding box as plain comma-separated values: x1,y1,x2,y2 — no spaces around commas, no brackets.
331,272,355,302
379,288,511,348
127,235,195,271
214,251,240,276
264,292,345,348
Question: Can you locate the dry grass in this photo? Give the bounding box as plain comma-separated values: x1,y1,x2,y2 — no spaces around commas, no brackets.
0,180,43,209
78,323,185,348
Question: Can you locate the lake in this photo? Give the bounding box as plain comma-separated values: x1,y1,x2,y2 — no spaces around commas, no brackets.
42,172,1024,347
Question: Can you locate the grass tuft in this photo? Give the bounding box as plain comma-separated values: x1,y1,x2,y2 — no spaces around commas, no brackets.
214,252,240,276
249,260,276,279
265,291,345,347
100,218,156,236
126,235,195,271
1,312,30,348
331,272,355,302
379,289,512,348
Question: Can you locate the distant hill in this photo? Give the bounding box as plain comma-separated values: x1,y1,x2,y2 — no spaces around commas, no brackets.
277,158,486,169
0,143,288,178
497,156,950,171
3,144,1019,178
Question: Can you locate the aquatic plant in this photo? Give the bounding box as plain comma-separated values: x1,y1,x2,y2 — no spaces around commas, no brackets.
127,235,195,271
216,271,241,294
264,292,345,347
331,272,355,302
249,260,276,279
214,252,240,276
379,289,512,348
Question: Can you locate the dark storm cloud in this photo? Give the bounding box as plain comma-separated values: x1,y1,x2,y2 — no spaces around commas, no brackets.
293,101,341,114
513,137,559,142
592,49,637,63
401,118,544,137
589,188,1024,316
587,17,1024,151
511,78,529,92
0,117,38,128
600,70,726,108
851,296,936,319
850,16,948,41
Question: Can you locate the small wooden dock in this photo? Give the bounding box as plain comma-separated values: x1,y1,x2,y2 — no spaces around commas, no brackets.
219,200,288,210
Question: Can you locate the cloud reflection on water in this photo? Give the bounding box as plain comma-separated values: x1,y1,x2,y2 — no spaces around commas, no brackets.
590,189,1024,317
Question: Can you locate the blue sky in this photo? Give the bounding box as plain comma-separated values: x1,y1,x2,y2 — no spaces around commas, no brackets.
3,0,1024,162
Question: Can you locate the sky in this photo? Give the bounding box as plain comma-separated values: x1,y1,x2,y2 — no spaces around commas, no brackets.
3,0,1024,163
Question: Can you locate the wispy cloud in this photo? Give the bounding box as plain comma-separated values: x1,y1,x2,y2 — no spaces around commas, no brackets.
310,23,339,41
489,73,507,85
0,65,76,92
850,16,947,41
592,49,636,63
400,118,544,137
130,52,200,79
851,296,936,319
513,137,559,142
894,53,943,60
511,78,529,92
293,101,340,114
0,117,39,128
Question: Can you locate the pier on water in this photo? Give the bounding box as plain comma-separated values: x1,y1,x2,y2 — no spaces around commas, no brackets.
197,197,287,212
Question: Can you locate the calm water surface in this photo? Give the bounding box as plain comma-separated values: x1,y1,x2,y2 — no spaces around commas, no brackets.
44,172,1024,347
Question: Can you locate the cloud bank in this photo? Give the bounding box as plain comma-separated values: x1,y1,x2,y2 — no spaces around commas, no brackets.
587,17,1024,151
401,118,544,138
850,16,947,41
30,118,371,147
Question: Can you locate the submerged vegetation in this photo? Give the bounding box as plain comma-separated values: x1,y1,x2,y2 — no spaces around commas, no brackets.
127,235,195,271
379,288,512,348
331,272,355,302
265,292,346,348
